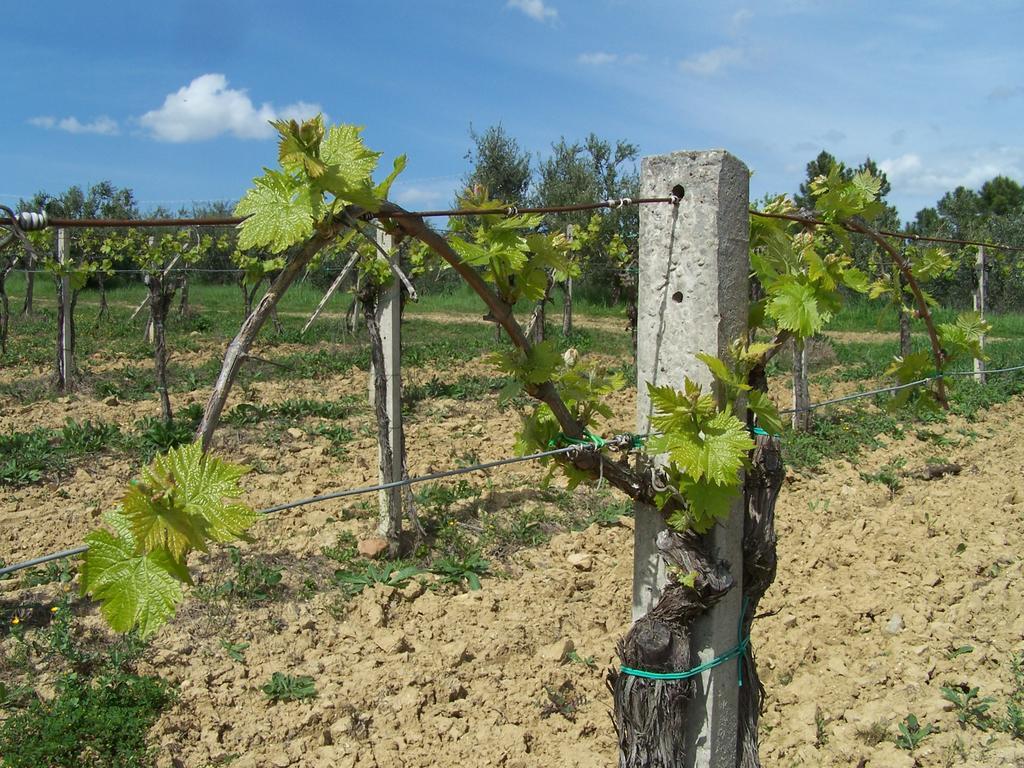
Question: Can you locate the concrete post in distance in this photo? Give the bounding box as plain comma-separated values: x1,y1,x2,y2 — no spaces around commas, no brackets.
375,229,404,533
634,150,750,767
974,245,986,384
57,228,73,391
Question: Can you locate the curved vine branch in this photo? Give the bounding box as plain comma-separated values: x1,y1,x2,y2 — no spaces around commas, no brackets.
380,201,653,504
196,220,348,449
844,218,948,408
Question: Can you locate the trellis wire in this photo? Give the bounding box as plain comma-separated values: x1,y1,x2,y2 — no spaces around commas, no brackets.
0,444,582,578
778,362,1024,415
0,196,678,231
750,209,1024,254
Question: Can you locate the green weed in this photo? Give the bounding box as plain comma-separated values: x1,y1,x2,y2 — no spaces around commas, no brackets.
220,639,250,664
333,562,422,597
941,683,996,730
261,672,317,703
859,458,906,498
430,551,490,591
323,532,360,567
201,547,283,604
895,714,937,751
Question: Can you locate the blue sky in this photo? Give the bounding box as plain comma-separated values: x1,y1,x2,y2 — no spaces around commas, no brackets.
3,1,1022,220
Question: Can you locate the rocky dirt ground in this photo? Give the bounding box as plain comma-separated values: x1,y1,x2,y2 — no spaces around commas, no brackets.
2,338,1024,766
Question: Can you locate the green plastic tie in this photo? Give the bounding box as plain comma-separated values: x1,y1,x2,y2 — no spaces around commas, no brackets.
620,598,750,685
751,426,781,439
548,431,607,450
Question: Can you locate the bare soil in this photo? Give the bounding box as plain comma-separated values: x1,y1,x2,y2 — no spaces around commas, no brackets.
2,356,1023,767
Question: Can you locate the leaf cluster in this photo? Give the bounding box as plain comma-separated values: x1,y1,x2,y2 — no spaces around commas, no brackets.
448,187,578,306
80,442,258,637
234,116,404,254
645,379,753,533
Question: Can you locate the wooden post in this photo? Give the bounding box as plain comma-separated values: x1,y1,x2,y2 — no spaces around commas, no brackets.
974,246,986,384
57,228,73,391
374,229,403,539
562,224,574,337
634,150,749,767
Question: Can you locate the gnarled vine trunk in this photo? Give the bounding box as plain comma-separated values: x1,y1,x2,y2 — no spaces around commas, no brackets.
608,528,735,765
21,262,34,316
148,273,175,423
738,434,784,767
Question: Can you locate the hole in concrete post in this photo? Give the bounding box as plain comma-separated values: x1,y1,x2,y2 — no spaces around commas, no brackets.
671,184,686,199
671,291,683,303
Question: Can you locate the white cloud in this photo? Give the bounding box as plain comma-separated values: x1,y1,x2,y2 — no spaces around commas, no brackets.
28,115,119,135
881,147,1024,196
390,177,459,208
138,74,324,143
679,47,742,76
989,85,1024,102
731,8,753,27
577,51,645,66
507,0,557,23
578,52,618,66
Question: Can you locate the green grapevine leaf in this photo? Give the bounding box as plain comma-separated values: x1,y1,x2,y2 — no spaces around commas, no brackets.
120,442,257,560
81,526,184,638
274,117,327,179
647,381,716,435
939,312,990,359
235,170,319,253
319,124,383,209
374,154,407,200
840,266,870,293
649,411,752,484
679,476,738,533
767,279,828,336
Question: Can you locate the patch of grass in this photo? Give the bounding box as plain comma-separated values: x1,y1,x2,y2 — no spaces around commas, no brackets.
0,669,171,767
783,407,904,471
60,419,122,454
220,639,250,664
0,428,62,486
574,495,633,529
482,507,553,555
199,547,284,604
0,598,170,768
133,403,204,457
322,531,360,567
20,560,75,589
859,458,906,498
274,397,354,420
311,424,355,455
223,402,272,426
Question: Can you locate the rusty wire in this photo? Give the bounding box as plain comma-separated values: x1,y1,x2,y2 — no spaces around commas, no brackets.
0,195,679,231
750,209,1024,254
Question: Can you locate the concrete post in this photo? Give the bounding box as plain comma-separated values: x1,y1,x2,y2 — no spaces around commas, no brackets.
57,228,73,391
974,246,986,384
635,150,749,768
375,230,403,531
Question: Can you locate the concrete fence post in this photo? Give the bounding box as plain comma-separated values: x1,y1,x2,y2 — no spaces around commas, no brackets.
634,149,750,767
374,229,404,534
